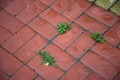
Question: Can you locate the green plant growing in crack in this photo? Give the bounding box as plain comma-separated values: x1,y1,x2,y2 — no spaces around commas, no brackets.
38,51,58,67
57,22,72,34
91,32,106,43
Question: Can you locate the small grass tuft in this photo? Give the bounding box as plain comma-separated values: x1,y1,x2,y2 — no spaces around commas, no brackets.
38,51,58,67
91,32,106,43
57,22,72,34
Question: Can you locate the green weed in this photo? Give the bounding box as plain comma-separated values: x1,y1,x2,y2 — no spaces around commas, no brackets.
57,22,72,34
38,51,58,67
91,32,106,43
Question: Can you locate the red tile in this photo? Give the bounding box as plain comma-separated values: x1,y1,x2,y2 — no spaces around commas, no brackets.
0,70,9,80
40,0,55,5
67,32,95,58
44,44,76,70
86,5,119,26
92,43,120,67
5,0,34,15
17,0,46,23
61,62,90,80
28,55,64,80
40,8,70,27
28,17,58,39
0,10,24,33
81,51,120,80
114,73,120,80
0,0,13,8
51,0,75,13
14,34,48,63
76,14,108,33
54,23,83,49
0,26,11,44
105,21,120,46
35,76,43,80
0,48,23,76
10,66,37,80
2,27,36,53
63,0,91,20
86,73,105,80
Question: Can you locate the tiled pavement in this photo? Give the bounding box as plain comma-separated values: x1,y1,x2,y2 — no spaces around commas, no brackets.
89,0,120,16
0,0,120,80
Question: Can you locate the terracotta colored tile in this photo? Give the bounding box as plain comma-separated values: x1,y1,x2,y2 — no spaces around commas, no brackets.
86,5,119,26
10,66,37,80
0,10,24,33
35,76,43,80
0,70,9,80
5,0,34,15
0,26,11,44
0,48,23,76
0,0,13,8
1,0,120,79
76,14,108,33
92,43,120,67
86,73,105,80
45,44,76,70
40,8,70,27
17,0,46,23
54,23,83,49
114,73,120,80
51,0,75,13
63,0,91,20
28,55,64,80
40,0,55,5
105,21,120,46
28,17,58,39
61,62,90,80
14,34,48,63
81,51,120,80
2,27,36,53
67,32,95,58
